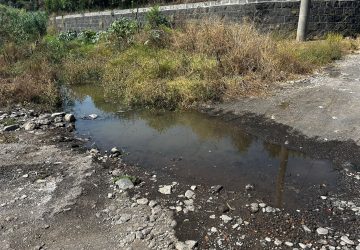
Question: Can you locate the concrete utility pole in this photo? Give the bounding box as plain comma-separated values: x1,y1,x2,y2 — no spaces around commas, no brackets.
296,0,311,42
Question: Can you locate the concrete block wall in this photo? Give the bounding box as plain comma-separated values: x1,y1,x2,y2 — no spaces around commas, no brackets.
52,0,360,36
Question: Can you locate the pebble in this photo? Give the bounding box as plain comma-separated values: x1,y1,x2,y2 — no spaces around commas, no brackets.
340,235,354,245
159,185,172,195
274,239,282,246
299,243,306,249
24,122,37,131
88,114,98,119
316,227,329,235
148,200,157,208
265,237,271,242
115,178,134,190
210,185,223,194
190,185,197,190
136,198,149,205
285,242,294,247
232,224,239,229
64,114,76,122
51,112,65,118
220,215,233,223
209,215,216,219
302,225,312,233
210,227,217,232
265,206,276,213
184,190,195,199
245,184,254,191
250,203,259,213
3,124,19,131
107,193,114,199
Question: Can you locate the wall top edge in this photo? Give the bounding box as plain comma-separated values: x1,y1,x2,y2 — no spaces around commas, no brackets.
54,0,355,20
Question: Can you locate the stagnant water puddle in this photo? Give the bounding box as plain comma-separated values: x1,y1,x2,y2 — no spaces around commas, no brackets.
64,85,339,210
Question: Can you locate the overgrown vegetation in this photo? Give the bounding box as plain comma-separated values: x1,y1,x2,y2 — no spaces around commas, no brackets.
1,4,359,110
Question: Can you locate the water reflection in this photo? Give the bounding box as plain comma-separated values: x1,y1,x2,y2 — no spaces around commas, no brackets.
275,146,289,208
64,84,338,209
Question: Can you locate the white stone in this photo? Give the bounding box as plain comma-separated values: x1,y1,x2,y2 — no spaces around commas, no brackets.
136,198,149,205
265,237,271,242
190,185,197,190
210,227,217,232
209,215,215,219
64,113,76,122
250,203,259,213
285,242,294,247
340,236,354,245
274,239,282,246
159,185,172,195
88,114,98,119
220,215,232,223
184,190,195,199
115,178,134,190
302,225,312,233
299,243,306,249
232,224,239,229
107,193,114,199
316,227,329,235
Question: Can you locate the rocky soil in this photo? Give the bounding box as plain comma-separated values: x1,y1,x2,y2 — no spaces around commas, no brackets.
0,106,359,249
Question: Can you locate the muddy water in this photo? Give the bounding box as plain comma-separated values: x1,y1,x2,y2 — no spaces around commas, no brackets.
64,85,339,209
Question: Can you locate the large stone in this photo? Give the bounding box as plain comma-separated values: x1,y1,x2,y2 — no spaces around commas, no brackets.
159,185,172,195
115,178,134,190
51,112,65,118
184,190,195,199
24,122,37,131
316,227,329,235
136,198,149,205
340,236,354,245
220,215,233,223
250,203,259,213
64,114,76,122
3,124,19,131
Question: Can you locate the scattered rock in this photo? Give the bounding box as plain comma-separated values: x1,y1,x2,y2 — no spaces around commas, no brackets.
285,242,294,247
51,112,65,118
136,198,149,205
220,215,232,223
110,147,121,156
249,203,259,213
115,178,134,190
316,227,329,235
3,124,19,131
190,185,197,191
159,185,172,195
274,239,282,246
64,114,76,122
210,185,223,194
185,190,195,199
302,225,311,233
107,193,115,199
24,122,37,131
245,184,254,191
88,114,98,120
148,200,157,208
340,235,354,245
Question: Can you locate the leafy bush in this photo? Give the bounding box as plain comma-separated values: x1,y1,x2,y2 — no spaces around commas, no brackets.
78,30,97,44
108,18,138,45
59,30,78,41
0,4,47,47
145,6,170,29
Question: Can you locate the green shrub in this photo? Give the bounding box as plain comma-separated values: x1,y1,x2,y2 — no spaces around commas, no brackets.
108,18,138,46
145,6,170,29
0,4,47,48
59,30,78,41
